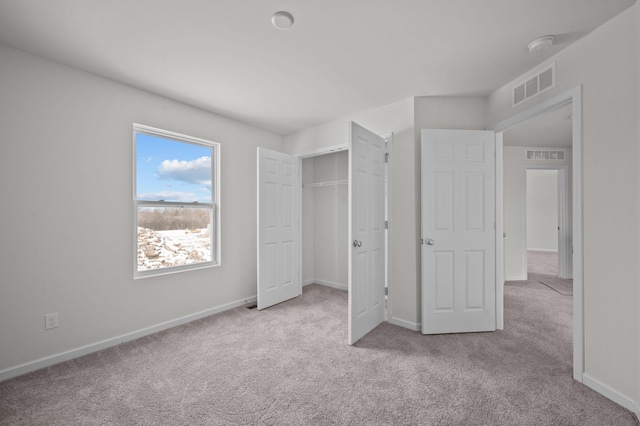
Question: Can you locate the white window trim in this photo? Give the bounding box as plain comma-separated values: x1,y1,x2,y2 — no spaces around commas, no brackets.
133,123,221,279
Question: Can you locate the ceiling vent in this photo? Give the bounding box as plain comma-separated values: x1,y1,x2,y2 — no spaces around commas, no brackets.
512,63,556,107
525,148,565,161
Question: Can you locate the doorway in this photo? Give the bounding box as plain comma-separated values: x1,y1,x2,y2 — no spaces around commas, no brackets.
257,122,392,345
298,135,393,323
525,166,572,280
490,85,583,382
301,150,349,291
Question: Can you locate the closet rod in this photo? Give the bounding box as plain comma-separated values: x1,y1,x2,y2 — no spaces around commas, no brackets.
303,179,348,188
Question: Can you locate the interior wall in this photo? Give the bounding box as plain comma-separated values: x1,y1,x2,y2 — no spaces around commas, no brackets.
503,149,571,280
487,4,638,405
0,45,283,373
503,150,573,281
284,99,417,327
309,152,348,288
636,1,640,410
414,96,488,324
526,170,559,252
302,158,315,284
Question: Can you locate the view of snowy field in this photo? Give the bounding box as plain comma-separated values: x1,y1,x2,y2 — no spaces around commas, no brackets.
137,227,211,271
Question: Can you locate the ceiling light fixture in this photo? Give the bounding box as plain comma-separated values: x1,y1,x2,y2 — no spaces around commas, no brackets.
528,35,555,53
272,11,294,30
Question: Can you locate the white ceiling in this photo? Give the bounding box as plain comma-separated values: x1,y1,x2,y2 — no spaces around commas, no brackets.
0,0,635,135
504,103,573,148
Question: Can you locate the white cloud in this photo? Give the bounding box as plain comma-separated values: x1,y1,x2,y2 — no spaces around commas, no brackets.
157,156,211,188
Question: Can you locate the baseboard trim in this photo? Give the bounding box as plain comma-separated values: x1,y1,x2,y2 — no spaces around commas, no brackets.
302,279,315,287
506,274,528,281
389,316,421,332
582,373,639,416
308,279,348,291
0,294,257,383
527,248,558,253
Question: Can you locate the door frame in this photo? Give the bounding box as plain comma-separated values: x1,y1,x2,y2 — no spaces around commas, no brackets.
293,134,393,320
488,85,584,383
524,166,570,279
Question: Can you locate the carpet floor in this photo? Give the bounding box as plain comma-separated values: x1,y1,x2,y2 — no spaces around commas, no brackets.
527,249,573,295
1,284,637,425
528,250,559,276
530,272,573,296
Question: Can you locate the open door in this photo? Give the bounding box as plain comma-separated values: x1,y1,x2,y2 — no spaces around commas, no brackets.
257,147,300,310
421,129,496,334
348,122,386,344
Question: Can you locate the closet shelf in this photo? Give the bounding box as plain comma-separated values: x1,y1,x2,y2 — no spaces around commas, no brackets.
303,179,348,188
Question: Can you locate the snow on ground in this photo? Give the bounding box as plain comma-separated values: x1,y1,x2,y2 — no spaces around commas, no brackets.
137,227,211,271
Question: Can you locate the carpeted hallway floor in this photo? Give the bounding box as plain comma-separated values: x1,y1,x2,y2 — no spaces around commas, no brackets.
527,250,559,276
527,249,573,295
0,283,637,425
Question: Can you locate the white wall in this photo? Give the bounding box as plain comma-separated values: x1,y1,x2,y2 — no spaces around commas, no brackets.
503,149,571,280
414,96,488,323
527,170,559,252
301,152,348,288
488,4,638,407
0,45,283,374
637,2,640,412
284,99,417,327
302,158,315,284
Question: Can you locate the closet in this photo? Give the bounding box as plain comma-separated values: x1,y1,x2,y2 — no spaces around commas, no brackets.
301,151,348,290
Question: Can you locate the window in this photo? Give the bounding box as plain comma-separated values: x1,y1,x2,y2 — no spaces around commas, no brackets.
133,124,220,278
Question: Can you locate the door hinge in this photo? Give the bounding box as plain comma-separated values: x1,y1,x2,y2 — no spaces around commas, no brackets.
385,220,388,229
385,152,389,163
421,238,424,245
385,287,388,296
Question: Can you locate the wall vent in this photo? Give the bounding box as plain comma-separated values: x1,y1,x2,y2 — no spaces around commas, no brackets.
512,63,556,107
525,149,565,161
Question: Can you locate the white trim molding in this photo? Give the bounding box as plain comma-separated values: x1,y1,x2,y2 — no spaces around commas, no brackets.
389,317,421,332
489,85,584,384
0,295,257,383
506,274,528,281
293,143,349,159
312,279,348,291
582,374,640,417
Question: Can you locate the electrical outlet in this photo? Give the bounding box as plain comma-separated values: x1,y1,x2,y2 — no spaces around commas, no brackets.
45,312,58,330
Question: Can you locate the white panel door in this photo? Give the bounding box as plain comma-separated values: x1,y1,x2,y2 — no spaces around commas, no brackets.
349,122,386,345
257,148,300,310
421,129,496,334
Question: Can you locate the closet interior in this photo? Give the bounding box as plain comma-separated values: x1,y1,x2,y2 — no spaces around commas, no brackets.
301,151,348,291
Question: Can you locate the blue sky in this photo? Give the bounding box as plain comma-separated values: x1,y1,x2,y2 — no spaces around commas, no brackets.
136,133,212,203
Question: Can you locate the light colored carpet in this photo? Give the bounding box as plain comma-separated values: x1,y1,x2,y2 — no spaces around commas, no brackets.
1,284,637,425
528,250,559,276
528,250,573,295
530,272,573,296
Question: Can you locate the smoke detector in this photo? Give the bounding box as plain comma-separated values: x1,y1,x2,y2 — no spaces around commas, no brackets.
272,11,294,30
528,35,554,53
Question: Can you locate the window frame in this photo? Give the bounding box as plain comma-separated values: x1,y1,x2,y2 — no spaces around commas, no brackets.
133,123,221,279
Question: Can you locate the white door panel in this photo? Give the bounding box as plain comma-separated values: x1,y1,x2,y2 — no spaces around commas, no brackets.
257,148,300,310
421,129,496,334
349,122,386,344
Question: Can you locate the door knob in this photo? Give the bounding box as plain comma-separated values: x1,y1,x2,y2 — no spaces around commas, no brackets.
425,238,435,246
353,240,362,247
